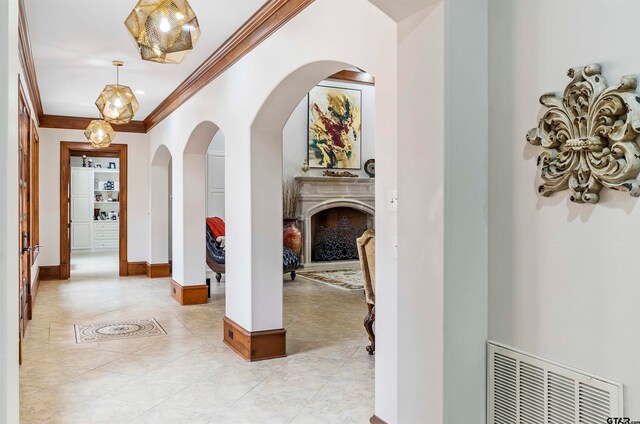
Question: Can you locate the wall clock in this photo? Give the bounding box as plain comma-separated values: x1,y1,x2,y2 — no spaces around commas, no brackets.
364,159,375,178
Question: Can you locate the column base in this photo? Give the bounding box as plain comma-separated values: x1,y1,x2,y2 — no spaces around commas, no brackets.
370,415,388,424
171,280,208,305
223,317,286,361
146,262,171,278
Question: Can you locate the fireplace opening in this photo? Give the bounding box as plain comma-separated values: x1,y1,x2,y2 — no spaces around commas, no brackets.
311,207,369,262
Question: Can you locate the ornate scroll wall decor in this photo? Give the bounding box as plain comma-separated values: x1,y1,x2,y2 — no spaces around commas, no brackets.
526,64,640,203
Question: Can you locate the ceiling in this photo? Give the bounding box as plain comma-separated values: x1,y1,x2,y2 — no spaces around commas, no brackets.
25,0,265,119
368,0,438,22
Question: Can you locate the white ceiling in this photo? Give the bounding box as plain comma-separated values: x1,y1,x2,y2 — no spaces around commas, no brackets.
25,0,265,119
368,0,438,22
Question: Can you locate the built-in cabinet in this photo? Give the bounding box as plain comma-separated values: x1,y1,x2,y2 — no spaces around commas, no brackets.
71,167,120,251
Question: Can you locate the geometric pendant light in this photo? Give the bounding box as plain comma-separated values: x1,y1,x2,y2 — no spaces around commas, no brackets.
95,61,140,125
125,0,201,64
84,119,116,149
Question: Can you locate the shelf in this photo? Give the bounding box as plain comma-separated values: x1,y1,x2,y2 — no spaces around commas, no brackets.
94,201,120,204
94,169,119,173
95,189,119,192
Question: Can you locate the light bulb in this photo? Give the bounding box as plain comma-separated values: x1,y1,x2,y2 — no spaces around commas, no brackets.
114,97,123,108
160,17,171,33
97,129,105,139
175,12,184,20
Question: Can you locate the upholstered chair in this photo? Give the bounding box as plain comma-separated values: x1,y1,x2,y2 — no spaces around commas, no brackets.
206,222,300,283
357,229,375,354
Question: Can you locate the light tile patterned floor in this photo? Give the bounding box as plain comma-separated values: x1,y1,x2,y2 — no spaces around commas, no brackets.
20,251,374,423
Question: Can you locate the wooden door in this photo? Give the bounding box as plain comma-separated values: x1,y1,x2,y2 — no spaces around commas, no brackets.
18,84,31,361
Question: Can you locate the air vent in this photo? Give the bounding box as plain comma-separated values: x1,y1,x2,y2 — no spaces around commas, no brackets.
488,342,623,424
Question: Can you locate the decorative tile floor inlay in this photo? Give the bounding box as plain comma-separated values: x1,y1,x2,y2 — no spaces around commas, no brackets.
74,318,166,343
298,269,364,291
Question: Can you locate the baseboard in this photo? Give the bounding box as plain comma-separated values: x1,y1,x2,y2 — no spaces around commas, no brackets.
39,265,61,281
223,317,287,362
28,267,40,320
171,280,208,305
370,415,388,424
145,262,171,278
126,261,147,276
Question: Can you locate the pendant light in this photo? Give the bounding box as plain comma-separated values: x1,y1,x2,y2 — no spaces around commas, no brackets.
125,0,201,64
84,119,116,148
95,61,140,124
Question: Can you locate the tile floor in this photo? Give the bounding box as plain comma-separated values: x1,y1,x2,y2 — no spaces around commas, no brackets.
21,251,374,423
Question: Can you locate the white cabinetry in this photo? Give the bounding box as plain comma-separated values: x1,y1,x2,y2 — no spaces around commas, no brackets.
71,169,93,250
93,222,119,249
70,167,120,251
93,169,120,250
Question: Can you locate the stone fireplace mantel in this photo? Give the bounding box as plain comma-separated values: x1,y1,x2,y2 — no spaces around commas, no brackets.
295,176,375,271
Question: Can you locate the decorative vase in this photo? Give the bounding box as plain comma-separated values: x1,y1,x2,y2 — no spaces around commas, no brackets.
283,218,302,256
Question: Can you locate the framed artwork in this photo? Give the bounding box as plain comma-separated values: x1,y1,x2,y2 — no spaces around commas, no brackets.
307,85,362,169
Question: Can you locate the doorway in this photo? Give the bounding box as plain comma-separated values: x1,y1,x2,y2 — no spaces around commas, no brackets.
18,81,31,364
59,142,128,279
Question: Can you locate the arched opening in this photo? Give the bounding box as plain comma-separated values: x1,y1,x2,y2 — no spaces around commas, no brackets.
148,144,172,277
235,61,382,421
171,121,224,305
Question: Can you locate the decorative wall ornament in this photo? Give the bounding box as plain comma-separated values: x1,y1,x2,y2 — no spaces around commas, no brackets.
526,64,640,203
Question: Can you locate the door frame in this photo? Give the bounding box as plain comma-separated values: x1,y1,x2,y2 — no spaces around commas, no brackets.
60,142,128,278
18,77,31,364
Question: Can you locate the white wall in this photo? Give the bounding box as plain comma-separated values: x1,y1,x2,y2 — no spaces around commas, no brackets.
489,0,640,416
0,0,20,422
396,1,488,423
38,129,150,266
397,5,444,423
282,79,376,180
206,131,225,219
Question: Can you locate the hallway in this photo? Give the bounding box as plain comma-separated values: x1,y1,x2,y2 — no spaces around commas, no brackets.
20,273,373,423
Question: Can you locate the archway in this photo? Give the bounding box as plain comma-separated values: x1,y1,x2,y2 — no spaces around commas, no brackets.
148,144,172,277
219,60,389,420
170,121,222,305
222,58,393,374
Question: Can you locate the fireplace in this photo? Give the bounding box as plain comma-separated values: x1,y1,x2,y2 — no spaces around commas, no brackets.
295,176,374,271
312,208,368,262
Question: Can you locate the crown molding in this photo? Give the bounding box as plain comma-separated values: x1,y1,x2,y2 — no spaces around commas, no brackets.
39,115,146,133
18,0,43,123
143,0,315,132
19,0,371,135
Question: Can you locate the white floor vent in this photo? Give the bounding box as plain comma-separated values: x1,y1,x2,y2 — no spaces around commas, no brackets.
488,342,623,424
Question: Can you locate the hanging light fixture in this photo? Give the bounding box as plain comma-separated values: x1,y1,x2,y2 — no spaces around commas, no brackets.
125,0,201,64
84,119,116,148
95,61,140,124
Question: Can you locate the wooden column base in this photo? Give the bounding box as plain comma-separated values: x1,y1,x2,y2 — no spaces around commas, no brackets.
223,317,286,361
171,280,208,305
127,261,147,276
146,262,171,278
370,415,388,424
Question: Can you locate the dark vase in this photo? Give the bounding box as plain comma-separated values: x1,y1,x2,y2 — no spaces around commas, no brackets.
283,218,302,256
